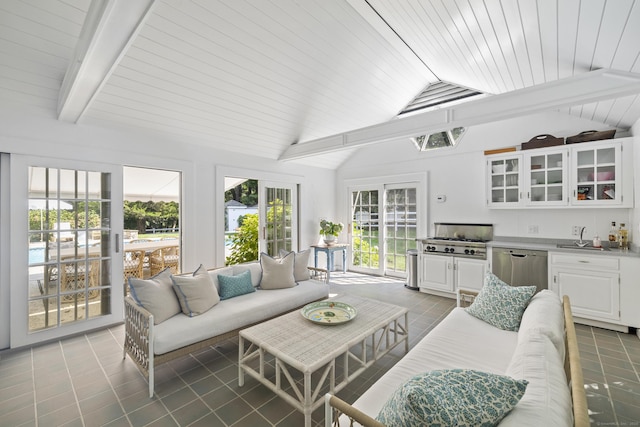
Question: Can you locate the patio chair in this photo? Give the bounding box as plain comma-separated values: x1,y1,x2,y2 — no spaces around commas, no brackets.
60,258,101,302
149,246,180,276
123,249,145,290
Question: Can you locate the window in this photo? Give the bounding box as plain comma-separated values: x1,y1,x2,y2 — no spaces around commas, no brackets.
412,127,466,151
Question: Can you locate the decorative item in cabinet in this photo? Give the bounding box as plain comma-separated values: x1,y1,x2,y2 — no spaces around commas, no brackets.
566,129,616,144
521,134,564,150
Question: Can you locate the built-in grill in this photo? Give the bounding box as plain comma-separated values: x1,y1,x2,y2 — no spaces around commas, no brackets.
419,223,493,260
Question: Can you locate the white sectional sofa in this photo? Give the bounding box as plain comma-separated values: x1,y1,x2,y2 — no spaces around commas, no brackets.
325,285,589,427
124,253,328,397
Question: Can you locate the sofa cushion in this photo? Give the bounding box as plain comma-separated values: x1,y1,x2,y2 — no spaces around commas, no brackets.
466,273,536,331
218,270,256,300
171,265,220,316
128,268,181,324
152,280,329,355
279,249,311,281
232,262,263,287
501,330,573,427
375,369,528,427
260,252,296,289
518,290,565,357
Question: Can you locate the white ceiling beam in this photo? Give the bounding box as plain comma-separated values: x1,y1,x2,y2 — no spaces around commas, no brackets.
279,69,640,161
57,0,157,123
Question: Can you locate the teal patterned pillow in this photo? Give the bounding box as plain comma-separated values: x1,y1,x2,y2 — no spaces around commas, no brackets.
218,270,255,300
466,273,536,331
376,369,528,427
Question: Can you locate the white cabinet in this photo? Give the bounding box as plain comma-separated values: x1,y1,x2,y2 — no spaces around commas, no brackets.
549,252,620,323
570,141,622,205
418,254,486,296
487,154,523,207
486,138,632,209
525,148,568,206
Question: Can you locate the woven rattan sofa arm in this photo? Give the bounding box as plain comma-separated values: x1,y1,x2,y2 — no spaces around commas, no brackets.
324,394,386,427
308,266,329,284
123,296,155,396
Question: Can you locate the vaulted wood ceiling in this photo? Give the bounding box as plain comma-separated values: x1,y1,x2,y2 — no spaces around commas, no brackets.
2,0,640,168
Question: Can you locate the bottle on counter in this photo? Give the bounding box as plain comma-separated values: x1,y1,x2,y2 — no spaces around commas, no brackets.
618,223,628,250
609,221,618,248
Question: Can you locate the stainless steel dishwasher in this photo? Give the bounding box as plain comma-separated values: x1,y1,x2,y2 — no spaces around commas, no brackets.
491,248,548,292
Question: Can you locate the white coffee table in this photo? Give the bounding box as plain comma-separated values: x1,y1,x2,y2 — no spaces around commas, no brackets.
238,295,409,427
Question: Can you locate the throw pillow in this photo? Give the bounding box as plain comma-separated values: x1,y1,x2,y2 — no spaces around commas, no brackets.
218,270,256,300
128,268,181,324
466,272,536,331
260,252,296,289
376,369,528,427
171,264,220,316
279,249,311,281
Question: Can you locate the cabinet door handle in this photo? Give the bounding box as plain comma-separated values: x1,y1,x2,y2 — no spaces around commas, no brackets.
579,260,589,263
553,275,557,283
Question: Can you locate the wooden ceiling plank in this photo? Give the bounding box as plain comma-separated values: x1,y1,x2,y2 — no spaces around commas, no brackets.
535,0,559,83
591,0,635,69
499,0,535,87
572,0,606,72
609,1,640,71
556,0,580,80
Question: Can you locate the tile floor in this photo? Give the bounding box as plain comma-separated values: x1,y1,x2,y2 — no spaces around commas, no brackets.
1,273,639,426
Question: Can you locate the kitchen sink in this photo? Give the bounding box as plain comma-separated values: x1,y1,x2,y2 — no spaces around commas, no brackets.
556,244,610,251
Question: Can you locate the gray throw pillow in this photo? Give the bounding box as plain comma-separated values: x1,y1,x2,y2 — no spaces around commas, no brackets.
128,268,181,324
260,252,296,289
171,264,220,316
466,272,536,331
279,249,311,281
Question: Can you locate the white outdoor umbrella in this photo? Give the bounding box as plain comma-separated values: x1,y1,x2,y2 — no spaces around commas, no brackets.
28,199,73,210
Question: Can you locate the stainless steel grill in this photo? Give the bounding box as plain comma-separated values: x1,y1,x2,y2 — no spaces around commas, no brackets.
419,223,493,260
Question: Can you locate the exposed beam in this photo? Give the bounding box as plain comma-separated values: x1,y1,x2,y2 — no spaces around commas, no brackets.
57,0,157,123
279,69,640,161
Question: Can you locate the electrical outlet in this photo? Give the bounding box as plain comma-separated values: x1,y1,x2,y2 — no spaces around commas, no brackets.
572,225,585,236
528,225,539,234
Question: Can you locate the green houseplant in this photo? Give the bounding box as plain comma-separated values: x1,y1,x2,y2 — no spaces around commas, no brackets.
319,220,343,245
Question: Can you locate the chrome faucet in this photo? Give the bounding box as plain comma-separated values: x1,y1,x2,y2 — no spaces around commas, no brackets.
576,226,588,247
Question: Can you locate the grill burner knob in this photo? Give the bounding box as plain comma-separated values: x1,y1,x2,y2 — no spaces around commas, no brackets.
470,249,475,255
464,249,470,255
448,247,455,253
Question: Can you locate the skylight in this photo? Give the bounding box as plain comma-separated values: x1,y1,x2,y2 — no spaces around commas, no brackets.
411,127,466,151
398,82,483,116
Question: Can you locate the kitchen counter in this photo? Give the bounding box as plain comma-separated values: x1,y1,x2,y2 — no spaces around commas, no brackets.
489,236,640,258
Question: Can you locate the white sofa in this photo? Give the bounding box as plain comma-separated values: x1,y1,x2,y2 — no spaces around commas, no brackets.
124,260,328,397
325,289,589,427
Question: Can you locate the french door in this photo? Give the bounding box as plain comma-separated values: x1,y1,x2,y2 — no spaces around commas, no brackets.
258,181,297,256
11,155,123,347
350,183,419,277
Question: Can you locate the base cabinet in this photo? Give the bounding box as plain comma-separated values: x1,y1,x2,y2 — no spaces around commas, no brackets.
549,252,621,323
551,268,620,322
418,254,486,296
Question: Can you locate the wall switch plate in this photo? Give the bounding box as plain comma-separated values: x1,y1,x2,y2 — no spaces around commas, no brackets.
572,225,584,236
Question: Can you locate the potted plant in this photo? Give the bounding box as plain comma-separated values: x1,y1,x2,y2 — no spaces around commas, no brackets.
319,220,343,245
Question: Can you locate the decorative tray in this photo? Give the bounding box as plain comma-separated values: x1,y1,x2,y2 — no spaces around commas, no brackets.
301,301,357,325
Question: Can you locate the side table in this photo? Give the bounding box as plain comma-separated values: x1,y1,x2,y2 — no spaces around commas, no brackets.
311,244,348,280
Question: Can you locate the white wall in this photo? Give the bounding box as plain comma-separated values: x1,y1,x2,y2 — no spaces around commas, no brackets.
0,106,336,349
338,111,636,242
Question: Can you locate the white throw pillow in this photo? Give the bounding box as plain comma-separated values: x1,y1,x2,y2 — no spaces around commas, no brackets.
128,268,181,324
260,252,296,289
279,249,311,281
171,264,220,316
232,262,263,287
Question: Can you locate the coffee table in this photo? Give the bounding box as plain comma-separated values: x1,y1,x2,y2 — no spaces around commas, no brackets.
238,295,409,427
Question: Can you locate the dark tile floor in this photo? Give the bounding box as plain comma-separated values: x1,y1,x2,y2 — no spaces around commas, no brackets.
1,273,639,426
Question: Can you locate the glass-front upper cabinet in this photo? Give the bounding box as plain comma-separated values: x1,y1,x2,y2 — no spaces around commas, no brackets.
525,149,568,206
487,154,522,207
571,142,621,205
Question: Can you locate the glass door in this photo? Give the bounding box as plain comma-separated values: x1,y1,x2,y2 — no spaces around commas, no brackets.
527,149,567,205
384,185,417,277
259,181,297,256
11,156,122,347
350,188,381,274
572,143,620,205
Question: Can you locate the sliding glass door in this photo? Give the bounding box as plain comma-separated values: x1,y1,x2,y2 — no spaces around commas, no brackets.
11,156,122,347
